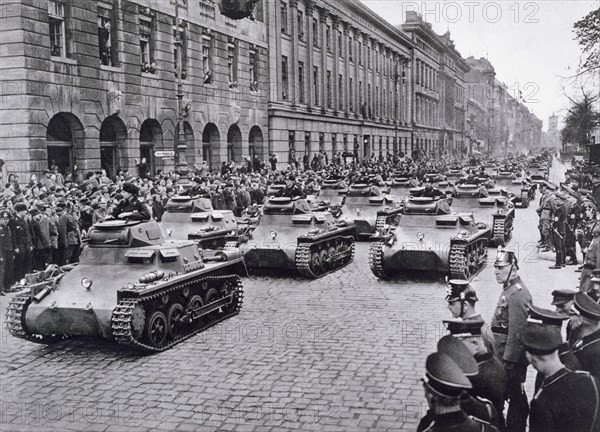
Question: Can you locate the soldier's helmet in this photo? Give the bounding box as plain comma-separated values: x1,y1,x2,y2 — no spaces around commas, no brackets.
494,246,518,269
445,280,478,303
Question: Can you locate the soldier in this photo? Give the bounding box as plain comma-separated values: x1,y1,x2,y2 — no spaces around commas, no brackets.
519,320,600,432
491,247,532,432
111,183,151,221
0,210,15,293
565,190,581,265
12,203,33,280
549,189,568,269
571,292,600,379
418,352,498,432
580,223,600,292
445,280,483,321
551,289,583,345
444,318,507,431
537,182,555,251
31,205,52,270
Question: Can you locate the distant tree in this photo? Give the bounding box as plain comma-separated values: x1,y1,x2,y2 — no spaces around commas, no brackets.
573,7,600,74
561,89,600,147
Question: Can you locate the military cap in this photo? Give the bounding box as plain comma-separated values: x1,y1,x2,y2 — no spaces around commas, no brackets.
423,352,472,397
551,289,577,306
494,246,518,268
122,182,139,196
574,292,600,321
519,323,562,356
527,304,569,326
442,318,485,337
29,207,39,217
445,279,478,303
14,203,27,212
0,210,10,219
437,335,479,377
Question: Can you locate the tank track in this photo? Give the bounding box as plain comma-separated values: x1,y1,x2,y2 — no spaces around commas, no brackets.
449,240,487,280
375,214,399,233
5,292,71,344
520,191,529,208
295,237,355,279
368,241,390,279
111,275,243,353
224,241,238,249
492,218,511,247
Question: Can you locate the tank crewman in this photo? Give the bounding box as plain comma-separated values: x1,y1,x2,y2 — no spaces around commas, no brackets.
12,203,33,280
491,247,532,432
571,292,600,379
275,175,306,199
0,210,15,293
549,189,568,269
111,183,151,221
418,352,499,432
519,320,600,432
551,289,583,345
443,319,507,431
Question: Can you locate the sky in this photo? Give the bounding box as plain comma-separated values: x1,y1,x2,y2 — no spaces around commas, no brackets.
359,0,600,131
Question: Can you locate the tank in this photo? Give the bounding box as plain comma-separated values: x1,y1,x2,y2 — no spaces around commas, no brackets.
243,197,355,278
337,183,404,240
450,183,516,246
495,178,536,208
368,196,490,280
528,163,549,183
159,195,246,252
5,220,247,352
313,179,348,216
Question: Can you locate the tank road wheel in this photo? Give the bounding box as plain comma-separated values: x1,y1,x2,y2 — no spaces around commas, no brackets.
310,251,322,277
449,244,470,280
146,311,168,348
319,250,330,273
325,246,336,271
167,303,185,339
369,241,390,280
204,288,221,320
221,277,244,315
186,295,205,328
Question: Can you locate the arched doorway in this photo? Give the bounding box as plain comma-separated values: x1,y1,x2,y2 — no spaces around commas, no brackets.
140,119,162,176
227,125,242,162
100,116,127,179
248,126,264,162
202,123,220,172
46,112,84,176
174,121,195,167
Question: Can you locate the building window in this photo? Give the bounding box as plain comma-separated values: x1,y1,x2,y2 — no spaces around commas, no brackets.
282,55,289,100
313,66,319,105
202,35,212,83
338,74,343,110
358,41,362,65
305,132,311,155
332,133,337,155
227,40,238,87
367,46,371,70
338,31,343,57
348,36,353,62
289,130,295,151
48,0,67,58
281,2,288,34
326,25,331,52
349,77,353,111
359,80,362,107
98,3,116,66
319,132,325,152
298,61,305,103
297,10,304,41
313,18,319,47
139,14,155,73
249,47,258,91
326,70,332,108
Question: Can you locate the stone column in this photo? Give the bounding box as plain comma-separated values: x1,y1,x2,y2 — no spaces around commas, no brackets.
343,23,350,117
332,16,339,116
290,0,299,107
320,8,328,113
306,0,314,111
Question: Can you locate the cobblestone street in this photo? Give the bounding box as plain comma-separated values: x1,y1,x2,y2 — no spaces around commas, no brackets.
0,160,578,432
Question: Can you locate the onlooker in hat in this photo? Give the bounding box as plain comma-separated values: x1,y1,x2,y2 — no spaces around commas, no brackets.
12,202,33,280
491,247,532,432
571,292,600,379
519,319,600,432
0,210,15,293
31,205,52,271
443,318,507,429
418,352,499,432
110,183,150,221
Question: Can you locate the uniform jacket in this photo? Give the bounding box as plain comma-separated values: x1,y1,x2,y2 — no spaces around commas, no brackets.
48,215,58,249
552,202,567,235
572,329,600,380
12,216,32,252
0,224,14,256
418,411,498,432
472,352,508,412
33,215,52,249
491,276,532,364
111,197,151,221
529,368,600,432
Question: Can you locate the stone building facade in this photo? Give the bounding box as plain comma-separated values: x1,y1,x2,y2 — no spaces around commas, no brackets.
265,0,413,168
0,0,268,179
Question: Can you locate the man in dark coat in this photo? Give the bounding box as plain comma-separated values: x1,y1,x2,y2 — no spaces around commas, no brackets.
12,203,33,280
0,210,15,293
111,183,150,221
549,189,568,268
571,292,600,380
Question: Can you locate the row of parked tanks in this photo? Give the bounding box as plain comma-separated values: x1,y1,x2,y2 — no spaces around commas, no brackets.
6,164,541,352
